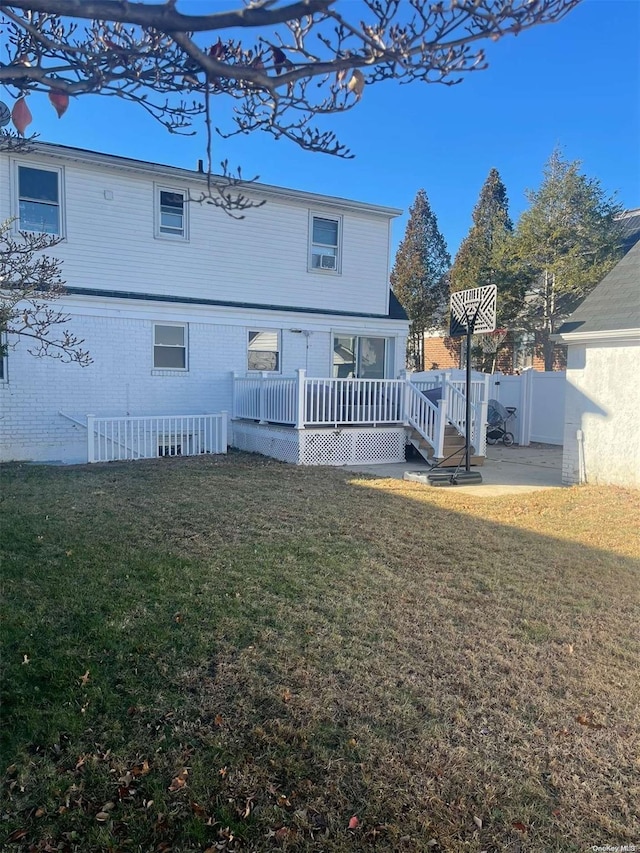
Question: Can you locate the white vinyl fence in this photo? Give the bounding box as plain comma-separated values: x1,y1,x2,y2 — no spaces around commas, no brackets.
490,371,566,445
87,413,228,463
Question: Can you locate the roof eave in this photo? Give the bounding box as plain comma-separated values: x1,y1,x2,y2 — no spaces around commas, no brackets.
21,142,403,218
552,328,640,345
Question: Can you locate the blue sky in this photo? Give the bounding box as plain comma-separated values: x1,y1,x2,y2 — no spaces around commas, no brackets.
10,0,640,259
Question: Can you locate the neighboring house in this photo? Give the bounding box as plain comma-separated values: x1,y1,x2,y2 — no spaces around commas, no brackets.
554,241,640,487
423,329,564,373
1,142,424,465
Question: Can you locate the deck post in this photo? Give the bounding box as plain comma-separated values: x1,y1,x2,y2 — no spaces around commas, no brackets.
295,369,306,429
231,372,238,419
87,414,96,463
220,411,228,451
259,372,268,424
435,399,447,460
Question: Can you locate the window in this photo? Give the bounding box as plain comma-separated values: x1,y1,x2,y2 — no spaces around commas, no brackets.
333,335,388,379
156,186,187,238
248,330,280,372
18,165,61,234
310,215,340,272
153,324,187,369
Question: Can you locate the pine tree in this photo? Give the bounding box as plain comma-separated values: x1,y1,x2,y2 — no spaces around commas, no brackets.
450,168,518,370
513,148,623,369
391,190,450,370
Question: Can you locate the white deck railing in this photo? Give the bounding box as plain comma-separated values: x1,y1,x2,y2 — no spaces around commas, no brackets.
233,376,298,424
404,381,446,458
87,413,227,463
304,377,404,426
232,369,489,458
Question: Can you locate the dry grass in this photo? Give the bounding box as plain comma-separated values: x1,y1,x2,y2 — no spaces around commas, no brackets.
1,452,639,852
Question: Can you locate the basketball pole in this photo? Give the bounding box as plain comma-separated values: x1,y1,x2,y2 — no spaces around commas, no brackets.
464,305,481,473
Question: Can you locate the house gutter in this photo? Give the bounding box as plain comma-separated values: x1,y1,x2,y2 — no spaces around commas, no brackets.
552,328,640,346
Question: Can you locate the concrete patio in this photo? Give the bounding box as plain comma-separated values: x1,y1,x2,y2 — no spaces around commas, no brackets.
344,442,564,496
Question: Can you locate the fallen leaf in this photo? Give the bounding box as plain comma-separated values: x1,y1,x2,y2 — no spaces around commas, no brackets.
348,815,359,829
576,714,605,730
95,811,110,822
274,827,290,841
282,688,292,703
6,828,28,842
473,815,483,830
214,714,224,726
79,670,90,686
168,768,188,792
512,821,527,832
102,801,115,812
34,807,46,818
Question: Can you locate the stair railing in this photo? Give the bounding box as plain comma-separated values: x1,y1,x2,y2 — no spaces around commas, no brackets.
404,381,447,459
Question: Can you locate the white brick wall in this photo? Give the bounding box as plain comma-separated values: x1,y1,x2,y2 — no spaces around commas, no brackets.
0,296,408,463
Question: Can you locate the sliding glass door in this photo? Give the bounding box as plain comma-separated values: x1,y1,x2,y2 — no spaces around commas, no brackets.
332,336,389,379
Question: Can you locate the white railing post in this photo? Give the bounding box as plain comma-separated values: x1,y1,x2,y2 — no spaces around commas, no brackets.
295,369,306,429
86,414,96,463
231,372,239,419
258,372,267,423
401,374,409,424
435,399,447,459
220,411,228,451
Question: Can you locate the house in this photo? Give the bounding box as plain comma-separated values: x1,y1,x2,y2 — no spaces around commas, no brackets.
554,241,640,487
2,142,476,467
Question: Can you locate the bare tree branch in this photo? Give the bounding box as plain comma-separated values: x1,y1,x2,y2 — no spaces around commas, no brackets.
0,1,582,210
0,219,91,365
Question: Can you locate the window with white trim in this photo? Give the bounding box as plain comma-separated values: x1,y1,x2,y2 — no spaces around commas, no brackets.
17,165,62,234
332,335,389,379
310,215,341,272
156,186,187,238
248,330,281,372
153,324,187,369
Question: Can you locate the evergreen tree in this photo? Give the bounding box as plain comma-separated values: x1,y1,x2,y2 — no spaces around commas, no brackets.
391,190,451,370
450,168,518,370
513,148,622,369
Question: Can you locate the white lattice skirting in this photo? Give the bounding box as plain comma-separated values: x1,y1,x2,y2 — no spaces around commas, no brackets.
231,421,406,466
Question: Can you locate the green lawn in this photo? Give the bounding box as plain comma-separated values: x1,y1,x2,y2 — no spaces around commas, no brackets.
1,453,638,852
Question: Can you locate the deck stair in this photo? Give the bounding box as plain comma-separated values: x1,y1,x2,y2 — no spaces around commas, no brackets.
407,424,484,467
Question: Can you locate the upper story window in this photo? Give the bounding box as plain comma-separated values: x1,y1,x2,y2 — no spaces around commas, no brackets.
155,186,187,239
17,165,61,234
309,214,341,273
153,323,187,370
248,330,280,372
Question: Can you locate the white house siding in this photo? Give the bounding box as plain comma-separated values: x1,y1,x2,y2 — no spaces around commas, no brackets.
0,295,408,463
562,342,640,487
1,147,395,317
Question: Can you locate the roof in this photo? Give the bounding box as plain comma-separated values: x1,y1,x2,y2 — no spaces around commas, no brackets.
617,208,640,253
556,240,640,338
388,289,409,321
25,142,402,219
